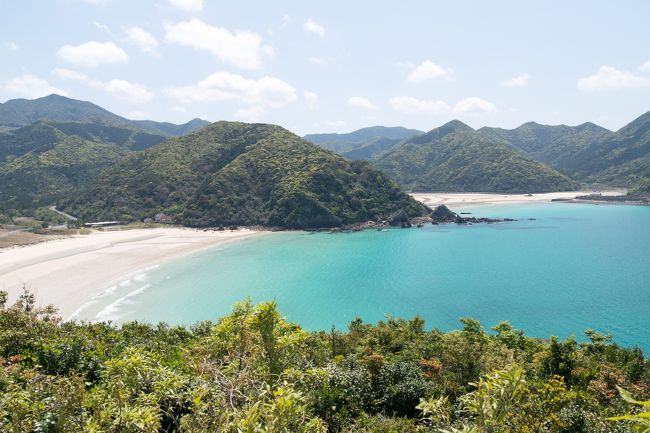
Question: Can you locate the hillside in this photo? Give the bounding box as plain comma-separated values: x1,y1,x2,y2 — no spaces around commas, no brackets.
0,94,209,136
372,121,577,193
0,121,167,209
61,121,427,228
478,112,650,191
305,126,423,159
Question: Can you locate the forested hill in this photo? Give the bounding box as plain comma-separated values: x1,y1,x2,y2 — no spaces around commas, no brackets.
0,121,168,210
305,126,423,160
478,111,650,194
60,121,427,228
0,291,646,432
372,121,577,193
0,94,209,136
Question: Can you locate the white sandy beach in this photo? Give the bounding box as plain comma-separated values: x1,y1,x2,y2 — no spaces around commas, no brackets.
411,190,625,209
0,227,262,318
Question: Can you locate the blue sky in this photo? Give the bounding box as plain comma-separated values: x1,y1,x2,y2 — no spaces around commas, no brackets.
1,0,649,134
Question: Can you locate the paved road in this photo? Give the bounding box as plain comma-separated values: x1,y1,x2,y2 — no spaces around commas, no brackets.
49,206,78,221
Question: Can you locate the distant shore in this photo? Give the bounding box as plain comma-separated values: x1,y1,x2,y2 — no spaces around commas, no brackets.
410,190,626,209
0,227,263,318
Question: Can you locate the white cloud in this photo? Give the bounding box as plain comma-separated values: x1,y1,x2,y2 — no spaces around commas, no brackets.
281,15,292,26
6,41,20,51
235,106,265,122
304,90,318,108
308,56,327,65
57,41,128,67
578,66,650,90
303,19,325,37
164,18,266,69
1,74,67,98
452,97,497,114
167,0,202,12
105,79,153,103
93,21,111,33
164,72,297,110
324,120,346,127
263,45,275,57
52,68,101,87
77,0,111,5
407,60,453,82
348,96,377,110
124,27,158,54
389,96,450,115
128,111,148,119
640,60,650,72
52,68,153,103
501,73,530,87
389,96,496,115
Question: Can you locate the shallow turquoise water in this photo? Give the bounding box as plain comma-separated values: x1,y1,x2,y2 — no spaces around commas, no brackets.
74,202,650,350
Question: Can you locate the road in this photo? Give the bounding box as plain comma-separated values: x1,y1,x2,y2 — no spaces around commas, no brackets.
49,206,78,221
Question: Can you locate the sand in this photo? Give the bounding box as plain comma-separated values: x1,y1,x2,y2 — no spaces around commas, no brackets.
0,227,262,318
410,190,626,209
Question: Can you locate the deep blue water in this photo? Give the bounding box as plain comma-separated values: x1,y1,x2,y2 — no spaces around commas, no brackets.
74,202,650,350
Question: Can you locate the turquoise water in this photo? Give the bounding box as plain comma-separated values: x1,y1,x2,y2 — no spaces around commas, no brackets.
73,203,650,350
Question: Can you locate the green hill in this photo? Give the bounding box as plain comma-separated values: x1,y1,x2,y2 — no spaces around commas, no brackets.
0,121,167,210
372,121,577,193
478,112,650,192
61,122,427,228
305,126,423,159
0,94,209,136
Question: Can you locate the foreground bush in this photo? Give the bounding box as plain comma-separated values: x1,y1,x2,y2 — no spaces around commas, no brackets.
0,290,647,432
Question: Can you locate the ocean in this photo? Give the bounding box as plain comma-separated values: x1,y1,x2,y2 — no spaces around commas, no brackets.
71,202,650,350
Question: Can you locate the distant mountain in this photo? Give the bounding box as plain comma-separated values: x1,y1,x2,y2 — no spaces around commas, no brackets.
0,94,209,136
305,126,423,159
60,122,427,228
372,121,577,193
478,112,650,192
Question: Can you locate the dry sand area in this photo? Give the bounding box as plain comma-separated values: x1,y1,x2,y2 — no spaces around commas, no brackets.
411,190,625,209
0,227,261,318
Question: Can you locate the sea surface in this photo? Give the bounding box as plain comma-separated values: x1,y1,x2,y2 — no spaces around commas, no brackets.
72,202,650,350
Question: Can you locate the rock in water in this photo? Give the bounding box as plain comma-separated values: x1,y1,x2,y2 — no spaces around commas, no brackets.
431,205,459,223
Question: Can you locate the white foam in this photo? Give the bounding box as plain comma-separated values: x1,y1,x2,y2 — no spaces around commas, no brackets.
65,285,118,321
94,284,151,322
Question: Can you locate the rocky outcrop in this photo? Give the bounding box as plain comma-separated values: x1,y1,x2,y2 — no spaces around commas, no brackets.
431,204,515,225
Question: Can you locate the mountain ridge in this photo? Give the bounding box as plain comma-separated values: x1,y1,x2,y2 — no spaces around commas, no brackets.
60,121,428,228
0,94,209,137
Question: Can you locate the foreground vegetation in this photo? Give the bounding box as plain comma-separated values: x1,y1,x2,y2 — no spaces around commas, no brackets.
1,291,647,432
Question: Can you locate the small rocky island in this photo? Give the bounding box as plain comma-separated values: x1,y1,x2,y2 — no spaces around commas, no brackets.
331,204,516,232
430,204,515,225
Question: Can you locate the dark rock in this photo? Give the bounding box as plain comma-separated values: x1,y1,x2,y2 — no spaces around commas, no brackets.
431,205,459,223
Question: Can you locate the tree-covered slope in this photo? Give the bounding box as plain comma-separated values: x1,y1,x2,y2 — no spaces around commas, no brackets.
0,94,209,136
305,126,423,158
478,112,650,191
372,121,577,193
0,122,154,209
61,122,427,228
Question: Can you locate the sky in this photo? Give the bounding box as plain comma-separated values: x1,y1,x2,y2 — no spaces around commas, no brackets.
1,0,649,135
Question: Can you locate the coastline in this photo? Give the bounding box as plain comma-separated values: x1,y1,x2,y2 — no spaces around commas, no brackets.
0,227,264,318
410,190,626,209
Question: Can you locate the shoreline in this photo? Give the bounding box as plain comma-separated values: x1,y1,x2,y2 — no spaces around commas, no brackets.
410,190,626,209
0,227,265,318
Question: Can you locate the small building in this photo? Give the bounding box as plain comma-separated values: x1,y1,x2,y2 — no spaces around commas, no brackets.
154,213,175,224
83,221,121,228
